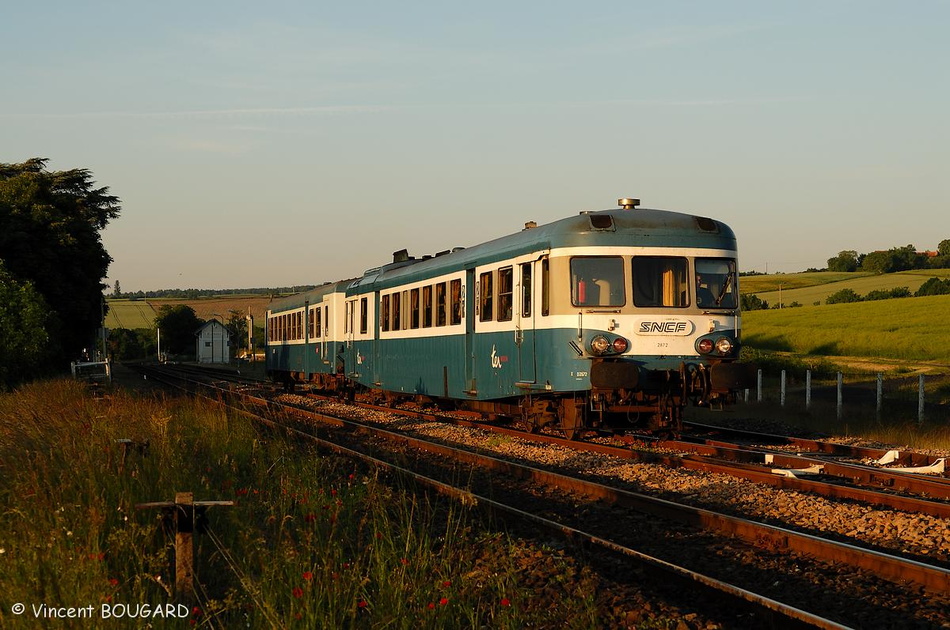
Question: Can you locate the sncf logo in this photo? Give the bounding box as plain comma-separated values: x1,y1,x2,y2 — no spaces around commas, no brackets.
636,320,694,336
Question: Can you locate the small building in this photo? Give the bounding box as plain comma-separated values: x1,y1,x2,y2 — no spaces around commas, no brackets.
195,320,230,364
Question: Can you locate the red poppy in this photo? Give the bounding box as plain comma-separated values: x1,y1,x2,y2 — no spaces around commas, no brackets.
302,571,313,581
439,598,448,606
108,578,119,587
441,580,451,588
501,598,511,607
427,603,436,610
400,558,409,565
292,587,304,599
357,600,368,609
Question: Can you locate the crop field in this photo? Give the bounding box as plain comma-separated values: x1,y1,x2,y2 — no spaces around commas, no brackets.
106,297,277,329
741,269,950,306
742,293,950,364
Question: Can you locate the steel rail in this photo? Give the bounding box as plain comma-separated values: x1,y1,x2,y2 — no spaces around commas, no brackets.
240,392,950,596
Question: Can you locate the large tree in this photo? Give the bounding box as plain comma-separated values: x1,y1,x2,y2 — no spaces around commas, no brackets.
0,260,53,389
0,158,120,366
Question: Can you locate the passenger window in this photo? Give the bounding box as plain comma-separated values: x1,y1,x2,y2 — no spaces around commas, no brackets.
498,267,513,321
541,257,549,316
571,257,625,307
436,282,447,326
632,257,689,308
450,279,462,325
315,306,322,337
410,288,420,329
380,295,389,332
392,292,401,331
422,285,433,328
479,272,493,321
360,297,368,334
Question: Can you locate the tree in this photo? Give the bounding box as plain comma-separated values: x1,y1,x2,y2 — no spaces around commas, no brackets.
939,239,950,257
827,250,859,272
914,277,950,297
113,280,122,297
154,305,202,357
0,260,53,389
0,158,120,367
227,309,249,353
826,288,861,304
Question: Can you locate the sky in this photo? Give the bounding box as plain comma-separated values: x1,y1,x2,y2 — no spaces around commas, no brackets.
2,1,948,291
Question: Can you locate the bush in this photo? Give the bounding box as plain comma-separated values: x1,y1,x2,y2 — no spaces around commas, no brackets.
914,277,950,297
826,288,861,304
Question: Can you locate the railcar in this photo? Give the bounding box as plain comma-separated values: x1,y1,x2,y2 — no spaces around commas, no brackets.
266,199,756,435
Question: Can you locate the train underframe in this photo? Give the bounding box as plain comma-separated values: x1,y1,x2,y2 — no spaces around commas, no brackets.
273,359,755,440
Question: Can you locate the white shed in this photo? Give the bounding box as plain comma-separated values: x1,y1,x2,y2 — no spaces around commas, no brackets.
196,320,230,364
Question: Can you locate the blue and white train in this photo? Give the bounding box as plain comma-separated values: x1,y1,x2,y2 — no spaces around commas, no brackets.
266,199,755,435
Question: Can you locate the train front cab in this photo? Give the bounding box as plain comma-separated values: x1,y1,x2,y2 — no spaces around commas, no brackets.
540,248,756,433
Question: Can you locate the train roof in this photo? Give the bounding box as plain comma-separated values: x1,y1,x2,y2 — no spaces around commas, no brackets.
267,279,353,312
353,206,738,291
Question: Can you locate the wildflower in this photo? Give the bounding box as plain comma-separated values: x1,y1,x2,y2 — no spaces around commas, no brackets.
439,597,448,606
108,578,119,587
191,606,202,618
399,558,409,565
427,603,436,610
501,598,511,607
441,580,451,588
302,571,313,581
292,587,304,599
357,600,368,609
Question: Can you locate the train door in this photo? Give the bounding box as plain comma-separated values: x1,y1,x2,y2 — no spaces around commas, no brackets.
344,298,356,377
464,268,476,395
517,261,537,383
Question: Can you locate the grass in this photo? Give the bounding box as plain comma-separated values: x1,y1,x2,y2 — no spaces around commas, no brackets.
0,381,621,629
742,294,950,363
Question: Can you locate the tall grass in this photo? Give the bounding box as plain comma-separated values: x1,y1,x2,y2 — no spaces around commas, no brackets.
0,381,608,628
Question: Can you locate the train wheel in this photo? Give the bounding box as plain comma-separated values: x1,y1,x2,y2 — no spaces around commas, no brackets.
558,399,584,440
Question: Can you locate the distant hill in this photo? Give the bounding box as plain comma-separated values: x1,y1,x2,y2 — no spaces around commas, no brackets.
105,295,281,329
741,270,950,306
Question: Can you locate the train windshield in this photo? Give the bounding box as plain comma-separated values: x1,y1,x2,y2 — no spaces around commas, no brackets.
695,258,738,308
571,257,625,306
632,257,689,307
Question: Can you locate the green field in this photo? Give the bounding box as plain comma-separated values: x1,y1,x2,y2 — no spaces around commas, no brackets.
741,269,950,306
742,293,950,364
106,296,275,329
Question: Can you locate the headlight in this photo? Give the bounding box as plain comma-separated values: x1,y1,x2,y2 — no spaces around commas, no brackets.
697,338,714,354
715,337,733,355
589,335,610,355
612,337,629,354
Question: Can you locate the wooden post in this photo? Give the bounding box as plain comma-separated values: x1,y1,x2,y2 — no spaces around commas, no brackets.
805,370,812,411
175,492,195,600
136,494,234,603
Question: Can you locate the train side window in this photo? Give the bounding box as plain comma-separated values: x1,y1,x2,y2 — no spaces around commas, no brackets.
345,301,353,334
308,308,314,339
402,290,409,330
450,279,462,325
324,305,329,337
498,267,513,322
360,297,368,334
479,272,493,321
571,256,625,307
392,292,401,331
296,312,302,339
632,256,689,308
315,306,322,337
541,257,550,316
380,295,390,332
410,288,420,329
436,282,447,326
521,263,532,317
422,285,433,328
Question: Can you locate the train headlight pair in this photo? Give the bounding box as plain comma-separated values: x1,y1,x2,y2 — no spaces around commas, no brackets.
696,336,735,356
589,335,629,356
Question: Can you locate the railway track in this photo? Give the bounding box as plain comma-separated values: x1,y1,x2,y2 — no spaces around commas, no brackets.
131,363,950,628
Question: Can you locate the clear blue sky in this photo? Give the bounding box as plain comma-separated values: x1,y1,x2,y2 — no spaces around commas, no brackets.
2,1,948,291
